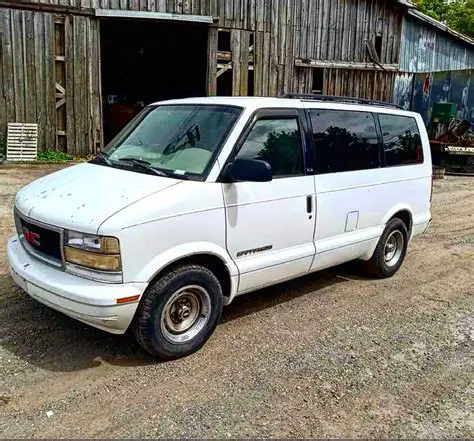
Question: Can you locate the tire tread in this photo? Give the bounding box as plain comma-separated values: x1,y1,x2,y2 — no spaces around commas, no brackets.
132,263,222,359
365,218,408,279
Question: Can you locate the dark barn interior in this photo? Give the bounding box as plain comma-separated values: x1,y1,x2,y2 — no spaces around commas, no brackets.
100,19,208,143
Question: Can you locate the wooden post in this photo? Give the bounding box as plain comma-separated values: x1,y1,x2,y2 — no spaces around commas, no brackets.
206,26,218,96
231,29,241,95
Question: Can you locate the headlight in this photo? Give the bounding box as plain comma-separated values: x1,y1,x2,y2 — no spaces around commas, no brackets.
64,230,122,283
65,230,120,254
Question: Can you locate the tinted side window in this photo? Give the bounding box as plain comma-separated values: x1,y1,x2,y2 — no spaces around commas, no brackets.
236,118,303,177
379,115,423,166
309,110,380,174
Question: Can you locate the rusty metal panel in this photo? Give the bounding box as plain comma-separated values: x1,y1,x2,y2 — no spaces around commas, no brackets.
400,17,474,73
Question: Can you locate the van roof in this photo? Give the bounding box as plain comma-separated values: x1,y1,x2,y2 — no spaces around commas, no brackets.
150,96,419,117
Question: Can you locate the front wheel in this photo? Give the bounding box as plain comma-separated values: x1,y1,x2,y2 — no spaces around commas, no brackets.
365,218,409,278
132,264,223,359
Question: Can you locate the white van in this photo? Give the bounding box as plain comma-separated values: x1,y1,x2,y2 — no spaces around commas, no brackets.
7,96,432,359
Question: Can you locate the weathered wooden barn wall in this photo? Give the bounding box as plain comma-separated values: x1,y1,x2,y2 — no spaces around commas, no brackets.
288,0,402,100
0,7,102,154
323,69,397,102
0,0,405,154
0,8,55,152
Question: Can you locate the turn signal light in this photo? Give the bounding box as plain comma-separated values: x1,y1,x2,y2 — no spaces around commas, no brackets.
64,246,121,271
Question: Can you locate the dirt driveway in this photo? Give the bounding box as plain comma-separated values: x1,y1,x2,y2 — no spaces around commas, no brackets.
0,164,472,438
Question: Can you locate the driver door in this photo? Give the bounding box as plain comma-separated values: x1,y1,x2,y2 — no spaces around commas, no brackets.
222,109,316,294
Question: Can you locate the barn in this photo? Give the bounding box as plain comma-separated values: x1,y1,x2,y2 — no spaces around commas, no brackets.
0,0,467,155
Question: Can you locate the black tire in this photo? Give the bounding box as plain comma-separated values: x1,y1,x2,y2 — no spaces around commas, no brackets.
365,218,409,278
132,264,223,360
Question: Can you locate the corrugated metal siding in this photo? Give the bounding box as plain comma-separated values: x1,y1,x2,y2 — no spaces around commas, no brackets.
400,17,474,72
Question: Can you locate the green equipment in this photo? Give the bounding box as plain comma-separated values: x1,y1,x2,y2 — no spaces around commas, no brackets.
432,102,458,124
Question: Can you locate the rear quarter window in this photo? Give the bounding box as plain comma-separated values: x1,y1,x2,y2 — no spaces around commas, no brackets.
379,115,423,166
309,109,380,174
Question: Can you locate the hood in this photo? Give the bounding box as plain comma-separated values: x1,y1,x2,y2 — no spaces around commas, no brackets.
15,163,181,233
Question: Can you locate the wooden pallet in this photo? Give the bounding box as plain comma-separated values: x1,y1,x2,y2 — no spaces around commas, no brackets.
6,123,38,162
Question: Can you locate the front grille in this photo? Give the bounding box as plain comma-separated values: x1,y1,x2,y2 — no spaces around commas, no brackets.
15,210,63,265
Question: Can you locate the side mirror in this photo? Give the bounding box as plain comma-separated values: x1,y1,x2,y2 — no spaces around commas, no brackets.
225,158,272,183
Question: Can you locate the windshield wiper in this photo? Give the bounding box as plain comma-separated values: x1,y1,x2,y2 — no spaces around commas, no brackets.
93,151,113,166
117,157,168,177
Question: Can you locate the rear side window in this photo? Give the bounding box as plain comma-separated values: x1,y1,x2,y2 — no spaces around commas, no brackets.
309,110,380,174
379,115,423,166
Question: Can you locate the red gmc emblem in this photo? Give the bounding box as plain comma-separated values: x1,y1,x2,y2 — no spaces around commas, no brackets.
23,227,40,246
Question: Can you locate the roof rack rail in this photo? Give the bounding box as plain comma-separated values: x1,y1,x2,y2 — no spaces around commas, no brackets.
282,93,403,110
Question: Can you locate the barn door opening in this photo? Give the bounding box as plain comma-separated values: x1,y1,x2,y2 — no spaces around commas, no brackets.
100,19,208,144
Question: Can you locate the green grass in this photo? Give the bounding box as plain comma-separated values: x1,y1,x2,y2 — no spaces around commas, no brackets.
36,150,74,162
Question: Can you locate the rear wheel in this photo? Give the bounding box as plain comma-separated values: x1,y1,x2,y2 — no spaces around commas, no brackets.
365,218,408,278
132,264,223,359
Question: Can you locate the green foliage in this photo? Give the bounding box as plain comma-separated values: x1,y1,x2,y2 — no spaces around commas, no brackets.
445,1,474,38
0,133,6,158
414,0,448,21
414,0,474,38
37,150,74,162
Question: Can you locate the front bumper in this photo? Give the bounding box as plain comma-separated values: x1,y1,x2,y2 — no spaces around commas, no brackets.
7,236,147,334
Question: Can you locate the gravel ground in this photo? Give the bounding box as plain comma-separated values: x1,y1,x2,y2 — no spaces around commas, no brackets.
0,164,472,438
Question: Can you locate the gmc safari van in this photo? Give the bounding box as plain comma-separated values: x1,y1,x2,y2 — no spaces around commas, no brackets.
7,96,432,359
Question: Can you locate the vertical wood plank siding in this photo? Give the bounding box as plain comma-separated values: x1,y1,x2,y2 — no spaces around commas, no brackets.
0,7,102,153
1,0,408,154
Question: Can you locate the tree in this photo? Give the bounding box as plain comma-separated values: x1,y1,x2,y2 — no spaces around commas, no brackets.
414,0,448,22
445,1,474,38
414,0,474,38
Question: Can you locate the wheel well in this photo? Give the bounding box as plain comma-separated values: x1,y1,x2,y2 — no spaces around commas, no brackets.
391,210,412,234
152,254,232,301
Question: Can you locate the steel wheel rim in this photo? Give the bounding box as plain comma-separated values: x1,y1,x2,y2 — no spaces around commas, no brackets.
160,285,211,344
384,230,404,267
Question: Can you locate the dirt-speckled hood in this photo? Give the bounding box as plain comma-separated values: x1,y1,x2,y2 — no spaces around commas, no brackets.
14,162,181,233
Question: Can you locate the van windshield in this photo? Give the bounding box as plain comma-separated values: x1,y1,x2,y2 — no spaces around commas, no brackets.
103,104,242,179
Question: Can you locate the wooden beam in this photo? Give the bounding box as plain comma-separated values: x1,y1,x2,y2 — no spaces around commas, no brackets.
55,98,66,109
217,63,232,78
294,58,400,72
55,83,66,94
0,1,94,16
217,51,232,61
218,50,254,63
94,9,214,24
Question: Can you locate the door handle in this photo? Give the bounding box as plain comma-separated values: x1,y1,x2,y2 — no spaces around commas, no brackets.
306,195,313,213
